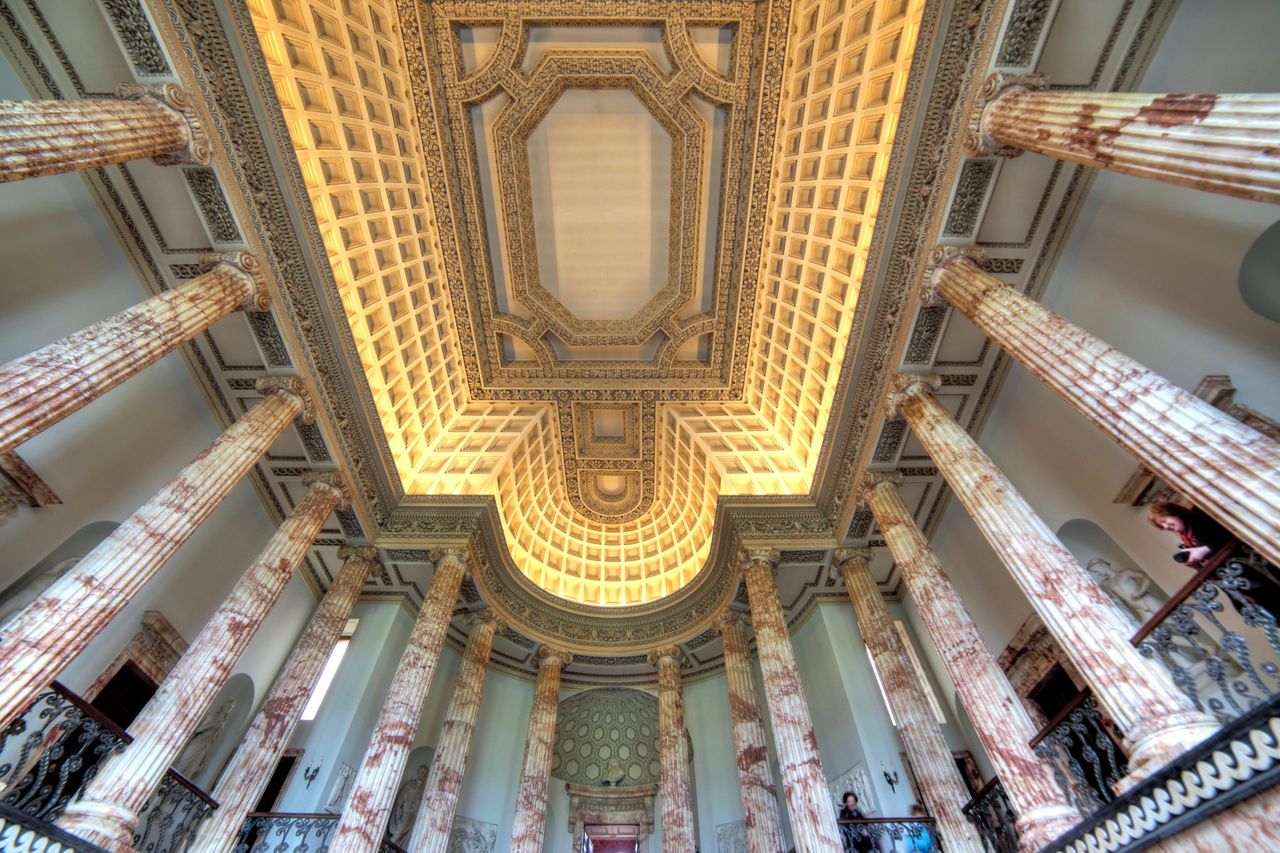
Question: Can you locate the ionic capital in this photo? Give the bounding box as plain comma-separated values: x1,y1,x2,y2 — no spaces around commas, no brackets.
255,376,315,425
920,245,987,306
713,609,751,635
736,548,780,582
199,251,268,312
857,470,904,506
647,645,686,670
301,470,350,510
428,548,471,577
115,82,211,166
885,373,941,421
336,544,379,563
833,547,874,567
536,644,574,669
467,607,506,637
966,72,1049,156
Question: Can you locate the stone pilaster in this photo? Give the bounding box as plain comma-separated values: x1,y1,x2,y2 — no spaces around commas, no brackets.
967,73,1280,203
510,644,573,853
329,550,470,853
0,379,307,729
0,83,209,183
0,254,265,456
740,551,842,853
56,474,346,850
192,545,380,853
925,247,1280,569
834,548,983,853
714,611,785,853
648,646,695,853
406,609,504,853
862,476,1081,851
889,376,1220,784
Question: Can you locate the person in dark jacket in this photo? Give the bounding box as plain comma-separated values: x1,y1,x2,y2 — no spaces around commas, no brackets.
838,791,874,853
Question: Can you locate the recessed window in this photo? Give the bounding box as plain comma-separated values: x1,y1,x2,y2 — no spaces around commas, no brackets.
301,618,359,721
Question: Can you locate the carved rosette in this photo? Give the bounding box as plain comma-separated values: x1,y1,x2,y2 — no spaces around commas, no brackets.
116,82,211,166
965,72,1048,156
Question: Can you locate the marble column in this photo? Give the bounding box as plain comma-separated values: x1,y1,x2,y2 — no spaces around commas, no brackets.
0,253,266,457
889,375,1220,783
0,83,208,182
926,247,1280,568
834,548,983,853
740,551,842,853
0,377,308,730
648,646,695,853
406,609,503,853
329,550,469,853
510,644,573,853
863,475,1081,851
192,545,380,853
967,73,1280,203
55,473,346,849
714,611,785,853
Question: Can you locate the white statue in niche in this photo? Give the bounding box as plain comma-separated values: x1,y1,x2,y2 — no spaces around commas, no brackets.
1085,558,1167,627
173,698,235,780
325,763,356,812
387,763,429,843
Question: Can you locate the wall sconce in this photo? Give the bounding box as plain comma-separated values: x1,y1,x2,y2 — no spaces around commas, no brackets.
882,762,900,793
303,761,322,789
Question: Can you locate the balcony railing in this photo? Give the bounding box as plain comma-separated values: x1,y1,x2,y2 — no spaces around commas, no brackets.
961,778,1017,853
1028,688,1126,816
233,812,409,852
837,816,942,852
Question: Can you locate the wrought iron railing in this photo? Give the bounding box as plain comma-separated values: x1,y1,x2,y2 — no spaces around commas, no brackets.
134,771,217,853
1029,689,1127,816
1131,541,1279,722
234,812,337,852
961,778,1018,853
837,817,942,852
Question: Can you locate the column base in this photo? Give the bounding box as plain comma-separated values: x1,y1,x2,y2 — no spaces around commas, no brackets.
1014,803,1084,853
1118,710,1221,792
55,799,139,853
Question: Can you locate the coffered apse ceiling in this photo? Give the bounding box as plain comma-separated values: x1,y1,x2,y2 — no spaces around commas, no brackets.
247,0,926,606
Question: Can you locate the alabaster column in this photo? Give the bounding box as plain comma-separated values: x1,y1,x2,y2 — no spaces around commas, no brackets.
834,548,983,853
740,551,842,853
0,377,308,729
714,612,785,853
406,609,503,853
0,254,266,456
56,474,346,849
510,645,573,853
329,550,469,853
0,83,208,182
863,476,1081,850
927,247,1280,568
968,74,1280,203
889,376,1220,782
193,545,380,853
648,646,695,853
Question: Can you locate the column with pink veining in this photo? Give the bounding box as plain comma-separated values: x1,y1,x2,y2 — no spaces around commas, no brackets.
406,609,503,853
740,551,842,852
649,646,695,852
864,474,1081,851
834,548,983,853
192,545,380,853
715,611,785,853
0,377,308,730
328,550,469,853
890,375,1219,783
510,645,573,853
56,473,346,850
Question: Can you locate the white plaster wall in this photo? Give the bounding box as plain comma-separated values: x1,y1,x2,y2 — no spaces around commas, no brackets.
685,673,742,853
454,667,535,850
906,0,1280,759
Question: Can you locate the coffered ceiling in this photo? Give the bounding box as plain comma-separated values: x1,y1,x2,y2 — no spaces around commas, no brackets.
248,0,926,605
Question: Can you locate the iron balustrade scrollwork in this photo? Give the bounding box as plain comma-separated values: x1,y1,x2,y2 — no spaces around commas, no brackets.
134,771,217,853
233,812,337,852
962,778,1018,853
837,817,943,852
1028,689,1127,816
1131,542,1280,723
0,799,108,852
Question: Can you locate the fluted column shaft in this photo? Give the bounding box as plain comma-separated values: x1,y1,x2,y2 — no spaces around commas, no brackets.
193,546,379,853
836,550,983,853
510,646,572,853
932,252,1280,568
406,611,501,853
0,382,304,729
329,551,468,853
650,647,695,852
55,477,344,850
715,613,785,853
741,554,842,853
893,379,1219,781
0,84,207,182
972,78,1280,203
0,258,262,457
865,481,1080,851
